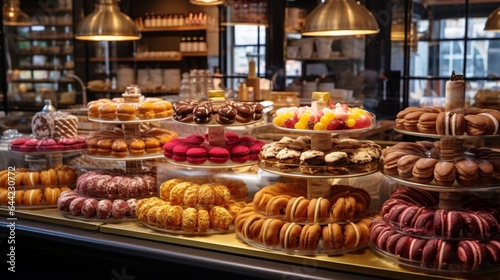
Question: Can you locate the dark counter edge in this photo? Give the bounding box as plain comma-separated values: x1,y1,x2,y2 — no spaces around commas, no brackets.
0,218,382,280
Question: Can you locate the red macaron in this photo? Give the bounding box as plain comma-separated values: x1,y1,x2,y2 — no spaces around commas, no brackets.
58,137,77,150
184,134,205,145
229,145,250,163
186,147,208,164
10,137,30,152
208,147,230,164
248,141,265,160
172,143,193,162
36,139,60,152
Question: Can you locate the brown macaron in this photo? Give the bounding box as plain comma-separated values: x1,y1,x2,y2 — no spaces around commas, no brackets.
433,161,456,186
412,158,439,183
417,112,438,134
397,154,422,178
454,158,479,187
436,111,465,136
475,158,494,184
404,111,427,132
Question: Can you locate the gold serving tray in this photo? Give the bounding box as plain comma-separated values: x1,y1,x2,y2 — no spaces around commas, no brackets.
99,222,479,280
0,208,102,231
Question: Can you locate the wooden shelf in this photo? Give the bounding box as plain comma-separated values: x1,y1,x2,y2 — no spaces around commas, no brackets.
10,78,75,84
181,52,208,57
15,65,74,71
20,35,73,41
17,52,73,56
286,56,357,61
88,56,183,62
139,26,207,32
88,88,178,95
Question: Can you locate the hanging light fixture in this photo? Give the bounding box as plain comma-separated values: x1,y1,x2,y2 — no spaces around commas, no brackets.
190,0,223,5
484,6,500,32
75,0,140,41
302,0,379,36
2,0,31,26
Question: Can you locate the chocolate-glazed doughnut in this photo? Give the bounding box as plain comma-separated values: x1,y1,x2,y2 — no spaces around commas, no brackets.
210,100,228,114
216,105,237,124
235,103,253,123
173,100,198,122
193,103,212,124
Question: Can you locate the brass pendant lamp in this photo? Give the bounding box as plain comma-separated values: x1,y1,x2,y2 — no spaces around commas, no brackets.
302,0,379,36
484,6,500,32
75,0,141,41
2,0,31,26
190,0,224,5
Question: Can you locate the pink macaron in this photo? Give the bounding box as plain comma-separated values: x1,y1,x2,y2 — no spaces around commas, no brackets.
186,147,208,164
10,137,30,152
36,139,60,152
184,134,205,145
208,147,230,164
248,141,265,160
229,145,250,163
58,137,77,150
172,143,193,162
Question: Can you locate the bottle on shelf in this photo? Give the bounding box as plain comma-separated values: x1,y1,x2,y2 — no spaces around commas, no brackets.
198,37,207,52
192,37,199,52
173,14,179,26
179,72,190,100
144,13,151,27
180,37,187,52
185,37,192,52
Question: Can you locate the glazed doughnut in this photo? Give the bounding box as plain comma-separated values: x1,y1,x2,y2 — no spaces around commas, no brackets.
343,221,369,248
169,182,193,205
285,196,309,222
260,218,284,246
23,189,43,206
14,172,24,187
307,197,330,223
69,197,86,215
322,223,344,250
163,204,184,228
265,195,290,216
159,178,185,200
197,209,210,233
181,207,198,232
212,184,231,206
96,199,113,219
183,184,199,207
57,190,79,211
235,205,260,232
22,172,40,188
331,196,357,220
112,199,130,219
40,169,58,186
136,197,164,220
44,187,61,205
279,222,302,250
81,198,98,218
210,206,233,231
299,224,322,250
197,183,216,206
15,190,25,205
146,205,163,225
241,214,264,241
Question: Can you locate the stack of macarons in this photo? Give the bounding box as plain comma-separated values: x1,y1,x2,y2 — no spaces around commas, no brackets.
10,136,88,152
163,132,265,165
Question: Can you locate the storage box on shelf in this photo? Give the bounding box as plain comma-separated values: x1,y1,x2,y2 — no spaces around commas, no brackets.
4,5,77,111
